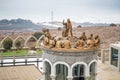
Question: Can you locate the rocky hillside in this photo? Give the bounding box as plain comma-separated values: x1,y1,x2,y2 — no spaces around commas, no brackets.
0,18,43,31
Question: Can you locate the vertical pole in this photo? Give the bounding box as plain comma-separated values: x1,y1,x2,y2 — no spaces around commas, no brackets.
109,46,112,65
13,50,16,66
101,49,104,63
25,49,27,65
41,61,46,80
37,49,39,69
118,50,120,72
0,50,3,66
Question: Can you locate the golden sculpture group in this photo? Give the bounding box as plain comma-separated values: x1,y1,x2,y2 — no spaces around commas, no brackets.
42,19,100,51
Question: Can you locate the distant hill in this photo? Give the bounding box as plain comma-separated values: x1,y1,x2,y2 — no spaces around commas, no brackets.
47,21,110,27
79,22,109,27
0,18,43,31
0,18,119,31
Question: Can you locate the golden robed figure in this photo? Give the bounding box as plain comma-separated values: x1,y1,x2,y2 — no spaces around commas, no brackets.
62,18,73,38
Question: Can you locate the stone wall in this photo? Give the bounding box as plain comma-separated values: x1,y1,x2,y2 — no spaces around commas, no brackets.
42,48,98,65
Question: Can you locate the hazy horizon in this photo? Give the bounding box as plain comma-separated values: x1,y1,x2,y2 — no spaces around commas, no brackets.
0,0,120,23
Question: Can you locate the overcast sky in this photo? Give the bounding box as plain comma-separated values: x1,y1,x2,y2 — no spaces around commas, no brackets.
0,0,120,23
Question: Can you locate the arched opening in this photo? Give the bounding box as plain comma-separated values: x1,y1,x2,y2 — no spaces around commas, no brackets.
37,35,45,47
14,36,25,49
56,64,68,80
72,64,85,80
1,37,13,49
89,62,97,80
45,61,51,80
0,36,13,48
25,35,37,49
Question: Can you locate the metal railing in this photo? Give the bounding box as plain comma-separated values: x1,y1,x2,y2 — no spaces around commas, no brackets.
0,50,43,71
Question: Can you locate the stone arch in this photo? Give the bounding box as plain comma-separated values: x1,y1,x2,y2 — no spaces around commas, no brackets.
88,60,97,68
71,62,88,80
43,59,52,80
36,35,45,48
52,61,70,76
88,59,97,76
0,36,13,49
24,35,38,48
43,59,52,68
13,36,25,48
52,61,70,80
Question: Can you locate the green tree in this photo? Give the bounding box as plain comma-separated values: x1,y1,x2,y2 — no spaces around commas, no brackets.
3,38,13,50
32,32,43,39
15,40,21,49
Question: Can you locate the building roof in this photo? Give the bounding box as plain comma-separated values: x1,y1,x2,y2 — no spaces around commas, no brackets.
0,65,42,80
111,42,120,49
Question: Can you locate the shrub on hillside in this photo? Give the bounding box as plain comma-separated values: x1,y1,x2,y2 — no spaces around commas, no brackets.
110,23,117,27
3,38,13,50
58,27,62,31
77,25,82,28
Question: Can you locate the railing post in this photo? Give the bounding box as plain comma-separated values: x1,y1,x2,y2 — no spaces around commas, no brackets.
0,50,3,66
36,49,39,69
25,50,27,65
13,50,16,66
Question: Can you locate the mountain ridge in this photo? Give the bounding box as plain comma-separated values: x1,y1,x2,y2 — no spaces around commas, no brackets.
0,18,43,31
0,18,119,30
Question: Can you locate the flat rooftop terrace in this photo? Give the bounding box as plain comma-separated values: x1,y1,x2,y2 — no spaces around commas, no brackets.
0,65,42,80
98,61,120,80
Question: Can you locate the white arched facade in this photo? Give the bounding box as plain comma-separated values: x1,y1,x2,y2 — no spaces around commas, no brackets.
50,61,97,80
0,34,45,49
42,57,98,80
42,47,98,80
49,61,96,80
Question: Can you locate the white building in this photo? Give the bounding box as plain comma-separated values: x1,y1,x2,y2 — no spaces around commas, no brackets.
109,42,120,72
41,48,98,80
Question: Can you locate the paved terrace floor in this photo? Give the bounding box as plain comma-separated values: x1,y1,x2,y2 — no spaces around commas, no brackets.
98,61,120,80
0,65,42,80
